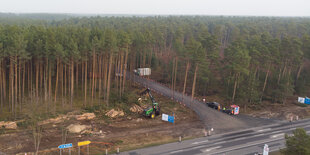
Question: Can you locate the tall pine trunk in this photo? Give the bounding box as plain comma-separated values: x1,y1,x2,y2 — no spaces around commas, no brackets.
18,60,21,112
91,51,95,106
35,61,39,100
61,63,64,107
22,62,25,106
84,61,88,107
10,58,14,115
119,52,123,97
260,65,270,103
0,61,3,111
82,60,84,94
54,58,59,102
98,55,102,104
182,62,190,100
191,64,198,104
103,58,108,101
232,72,240,103
70,60,74,108
296,63,303,81
122,48,129,93
15,56,18,117
173,57,178,98
64,64,67,104
106,54,113,107
76,63,79,88
48,61,52,104
171,58,175,97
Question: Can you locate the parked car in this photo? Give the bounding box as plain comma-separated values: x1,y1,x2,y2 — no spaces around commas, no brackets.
207,102,221,110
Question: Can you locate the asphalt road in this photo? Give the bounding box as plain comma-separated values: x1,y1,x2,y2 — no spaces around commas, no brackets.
129,74,276,133
120,118,310,155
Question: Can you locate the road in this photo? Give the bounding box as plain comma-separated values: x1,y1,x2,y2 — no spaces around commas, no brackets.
121,118,310,155
129,74,276,133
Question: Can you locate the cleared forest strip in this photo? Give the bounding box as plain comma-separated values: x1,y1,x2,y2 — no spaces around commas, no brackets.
128,73,250,133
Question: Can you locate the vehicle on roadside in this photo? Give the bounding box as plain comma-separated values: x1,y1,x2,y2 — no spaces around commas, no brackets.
206,101,240,115
206,102,221,110
222,105,240,115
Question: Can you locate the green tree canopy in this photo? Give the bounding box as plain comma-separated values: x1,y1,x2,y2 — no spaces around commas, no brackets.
282,128,310,155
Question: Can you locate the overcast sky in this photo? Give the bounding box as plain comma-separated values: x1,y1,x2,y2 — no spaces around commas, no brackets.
0,0,309,16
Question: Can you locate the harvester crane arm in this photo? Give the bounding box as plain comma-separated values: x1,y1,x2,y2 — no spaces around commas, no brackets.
140,88,156,103
139,88,160,118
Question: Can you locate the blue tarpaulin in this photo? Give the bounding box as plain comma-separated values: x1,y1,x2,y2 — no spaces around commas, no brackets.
168,115,174,123
162,114,175,123
305,97,310,104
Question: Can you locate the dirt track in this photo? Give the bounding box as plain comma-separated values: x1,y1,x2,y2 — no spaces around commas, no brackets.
129,74,276,133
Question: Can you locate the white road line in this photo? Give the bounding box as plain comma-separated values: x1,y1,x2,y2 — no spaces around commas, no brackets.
286,121,310,129
271,133,284,138
192,140,209,145
169,149,184,154
210,137,284,154
271,130,282,134
213,141,226,145
212,133,262,145
192,145,208,149
260,121,310,134
257,128,271,132
256,133,265,137
204,146,222,152
235,137,247,141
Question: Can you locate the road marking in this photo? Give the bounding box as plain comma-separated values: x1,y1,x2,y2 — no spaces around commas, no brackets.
235,137,247,140
204,146,222,152
192,145,208,149
169,149,184,154
271,130,282,134
256,133,265,137
257,128,271,132
211,137,284,154
213,141,226,145
271,133,284,138
192,140,209,145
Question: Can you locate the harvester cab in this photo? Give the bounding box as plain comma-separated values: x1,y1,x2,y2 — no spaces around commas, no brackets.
139,88,160,118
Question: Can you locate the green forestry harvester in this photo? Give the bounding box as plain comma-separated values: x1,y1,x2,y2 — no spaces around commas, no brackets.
139,88,160,119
